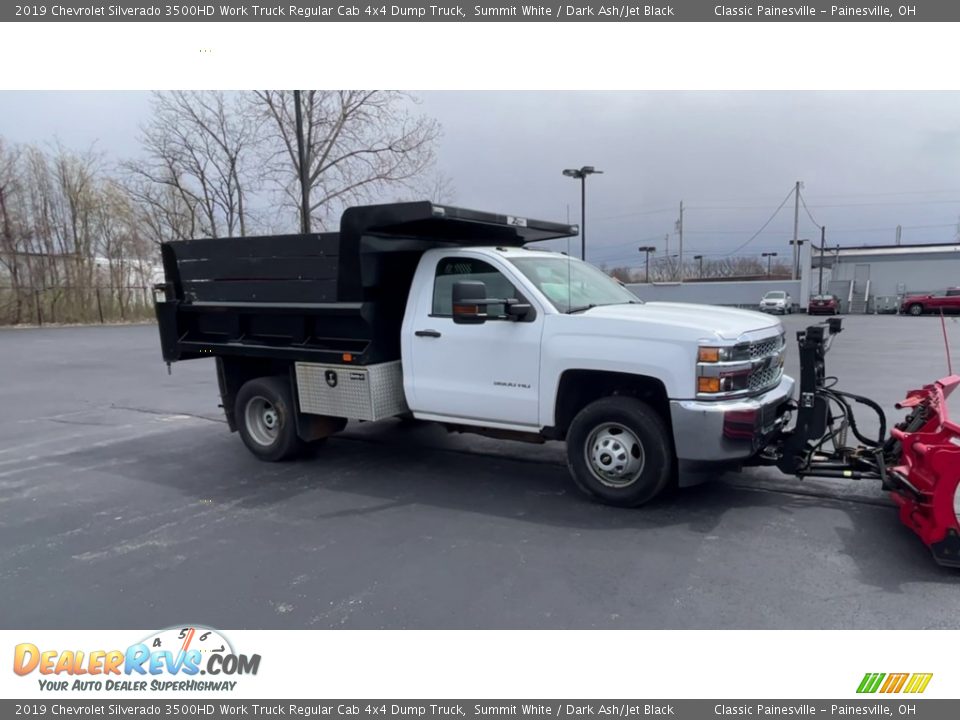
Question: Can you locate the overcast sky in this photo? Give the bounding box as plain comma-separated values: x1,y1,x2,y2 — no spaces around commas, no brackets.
3,91,959,268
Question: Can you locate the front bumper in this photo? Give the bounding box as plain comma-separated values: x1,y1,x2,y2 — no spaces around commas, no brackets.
669,374,795,463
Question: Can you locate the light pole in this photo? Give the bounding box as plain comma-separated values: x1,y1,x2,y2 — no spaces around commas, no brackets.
762,252,778,276
293,90,310,234
693,254,703,279
818,226,826,295
638,246,656,283
562,166,603,261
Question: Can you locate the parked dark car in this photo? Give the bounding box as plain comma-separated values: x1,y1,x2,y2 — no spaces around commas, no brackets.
808,294,839,315
900,288,960,316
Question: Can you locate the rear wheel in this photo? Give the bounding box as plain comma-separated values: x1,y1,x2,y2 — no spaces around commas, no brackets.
566,397,673,507
236,376,305,461
908,304,924,316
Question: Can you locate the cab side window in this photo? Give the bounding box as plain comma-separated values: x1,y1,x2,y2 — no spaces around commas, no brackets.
432,258,518,318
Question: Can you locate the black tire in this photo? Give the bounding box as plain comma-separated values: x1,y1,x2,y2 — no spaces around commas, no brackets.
908,304,924,316
566,397,673,507
235,376,306,462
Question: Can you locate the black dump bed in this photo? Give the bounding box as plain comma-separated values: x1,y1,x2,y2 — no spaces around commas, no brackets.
155,201,576,366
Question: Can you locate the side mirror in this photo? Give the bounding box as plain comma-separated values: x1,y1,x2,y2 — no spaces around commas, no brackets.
506,302,533,321
452,280,487,324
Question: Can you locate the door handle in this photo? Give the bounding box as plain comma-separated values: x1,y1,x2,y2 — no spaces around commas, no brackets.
415,329,442,338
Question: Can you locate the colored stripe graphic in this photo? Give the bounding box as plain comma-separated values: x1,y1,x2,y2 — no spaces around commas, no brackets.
881,673,909,693
904,674,933,694
857,673,885,694
857,673,932,694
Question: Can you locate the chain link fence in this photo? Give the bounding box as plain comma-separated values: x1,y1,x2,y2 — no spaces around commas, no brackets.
0,285,156,326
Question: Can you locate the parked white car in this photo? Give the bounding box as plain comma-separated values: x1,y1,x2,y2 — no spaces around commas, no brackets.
759,290,792,315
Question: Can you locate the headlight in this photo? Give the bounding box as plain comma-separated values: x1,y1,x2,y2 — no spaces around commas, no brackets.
698,346,735,363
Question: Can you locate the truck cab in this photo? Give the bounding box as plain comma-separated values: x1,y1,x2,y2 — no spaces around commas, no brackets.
155,202,794,507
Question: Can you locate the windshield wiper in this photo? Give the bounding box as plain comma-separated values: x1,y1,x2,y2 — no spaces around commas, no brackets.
567,300,640,314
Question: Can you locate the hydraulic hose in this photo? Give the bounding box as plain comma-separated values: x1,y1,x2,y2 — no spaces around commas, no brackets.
821,388,886,447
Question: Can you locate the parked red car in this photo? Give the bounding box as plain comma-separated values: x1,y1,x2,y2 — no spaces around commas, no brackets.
901,288,960,316
808,294,839,315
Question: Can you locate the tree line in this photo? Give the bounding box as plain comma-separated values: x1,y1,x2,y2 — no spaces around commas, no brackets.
0,90,445,325
605,255,793,284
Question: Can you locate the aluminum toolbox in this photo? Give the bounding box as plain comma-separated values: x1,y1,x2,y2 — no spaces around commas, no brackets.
295,360,408,421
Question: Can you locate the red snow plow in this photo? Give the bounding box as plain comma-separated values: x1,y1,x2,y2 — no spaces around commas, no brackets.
889,376,960,567
761,318,960,568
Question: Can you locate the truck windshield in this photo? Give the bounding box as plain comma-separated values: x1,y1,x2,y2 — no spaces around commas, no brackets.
508,255,640,313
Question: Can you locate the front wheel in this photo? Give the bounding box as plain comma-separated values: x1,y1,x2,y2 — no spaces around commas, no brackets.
908,304,924,316
235,376,306,461
566,397,673,507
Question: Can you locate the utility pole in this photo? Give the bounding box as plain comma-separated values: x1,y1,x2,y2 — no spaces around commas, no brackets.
895,224,902,246
819,226,826,295
677,201,684,283
792,181,801,280
294,90,311,234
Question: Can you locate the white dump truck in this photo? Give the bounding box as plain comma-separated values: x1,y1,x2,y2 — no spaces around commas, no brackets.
155,202,793,507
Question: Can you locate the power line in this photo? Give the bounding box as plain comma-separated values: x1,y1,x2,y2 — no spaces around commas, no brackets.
589,234,671,252
804,188,960,199
802,198,960,208
799,190,821,229
683,229,796,236
589,190,960,223
723,187,796,256
593,207,676,222
824,222,956,234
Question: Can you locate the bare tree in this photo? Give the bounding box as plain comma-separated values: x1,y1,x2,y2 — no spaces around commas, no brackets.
119,172,197,245
127,91,260,239
414,169,457,205
0,139,27,322
253,90,440,230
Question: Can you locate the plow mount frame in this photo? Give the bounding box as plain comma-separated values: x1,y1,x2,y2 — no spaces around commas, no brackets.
759,317,960,568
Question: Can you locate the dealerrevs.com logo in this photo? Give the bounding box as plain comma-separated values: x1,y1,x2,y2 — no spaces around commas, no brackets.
13,625,260,692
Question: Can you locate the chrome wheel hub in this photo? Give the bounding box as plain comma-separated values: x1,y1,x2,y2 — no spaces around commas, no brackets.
245,396,280,447
585,422,645,488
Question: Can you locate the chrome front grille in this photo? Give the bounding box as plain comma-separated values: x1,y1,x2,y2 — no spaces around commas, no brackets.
749,364,781,391
748,335,782,360
746,333,785,393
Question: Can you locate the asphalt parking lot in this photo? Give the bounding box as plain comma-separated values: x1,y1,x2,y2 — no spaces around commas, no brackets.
1,314,958,630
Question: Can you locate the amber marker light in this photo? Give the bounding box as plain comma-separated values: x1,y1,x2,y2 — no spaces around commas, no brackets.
698,377,721,393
